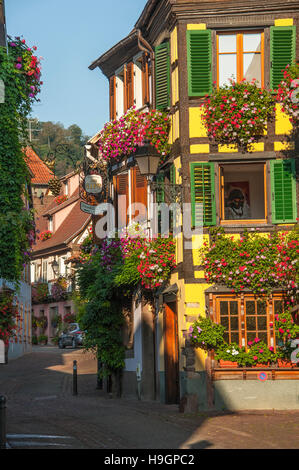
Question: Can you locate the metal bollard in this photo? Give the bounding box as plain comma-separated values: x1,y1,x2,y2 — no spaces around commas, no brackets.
0,396,6,449
73,360,78,396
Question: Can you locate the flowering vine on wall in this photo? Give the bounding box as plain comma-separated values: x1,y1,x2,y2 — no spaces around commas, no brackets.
0,36,42,282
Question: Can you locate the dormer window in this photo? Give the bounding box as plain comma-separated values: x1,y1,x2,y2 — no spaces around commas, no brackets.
48,216,53,232
64,181,69,196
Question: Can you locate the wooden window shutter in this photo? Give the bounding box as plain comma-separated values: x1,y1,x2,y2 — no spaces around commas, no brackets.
187,29,212,96
131,166,147,221
142,53,150,106
270,26,296,90
116,173,129,226
109,76,116,121
155,42,170,110
190,162,216,227
270,159,297,223
125,62,134,111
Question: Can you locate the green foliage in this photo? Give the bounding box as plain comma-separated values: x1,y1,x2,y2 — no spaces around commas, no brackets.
202,226,299,302
189,317,226,350
77,252,127,376
31,121,90,177
0,38,40,282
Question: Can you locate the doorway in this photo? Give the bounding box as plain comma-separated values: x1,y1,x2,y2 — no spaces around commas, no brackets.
164,301,180,404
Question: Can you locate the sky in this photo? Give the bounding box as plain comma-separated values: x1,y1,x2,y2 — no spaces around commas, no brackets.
5,0,147,138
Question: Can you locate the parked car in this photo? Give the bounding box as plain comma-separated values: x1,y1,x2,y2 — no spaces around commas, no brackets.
58,323,84,349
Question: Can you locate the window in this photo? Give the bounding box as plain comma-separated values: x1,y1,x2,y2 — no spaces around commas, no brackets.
215,294,286,350
219,162,267,223
48,216,53,232
217,32,264,87
42,260,48,282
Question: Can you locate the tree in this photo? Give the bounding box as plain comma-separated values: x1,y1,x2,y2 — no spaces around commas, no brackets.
31,121,90,176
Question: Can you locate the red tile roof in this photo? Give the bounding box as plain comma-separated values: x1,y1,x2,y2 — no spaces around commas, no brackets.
24,147,54,185
33,200,91,253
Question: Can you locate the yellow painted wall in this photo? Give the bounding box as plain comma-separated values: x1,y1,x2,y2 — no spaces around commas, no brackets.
189,107,207,138
275,104,292,135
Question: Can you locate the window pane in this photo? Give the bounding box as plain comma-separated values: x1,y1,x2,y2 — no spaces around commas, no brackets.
220,301,228,315
224,333,229,343
258,316,267,330
246,316,256,331
257,301,266,315
218,35,237,53
243,53,261,87
220,316,229,329
230,301,238,315
231,316,239,330
274,300,284,315
243,34,261,52
231,332,239,344
219,54,237,86
247,332,256,343
259,332,267,343
246,301,256,315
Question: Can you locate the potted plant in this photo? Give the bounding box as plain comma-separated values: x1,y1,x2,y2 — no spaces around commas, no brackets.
32,335,38,345
215,343,243,368
36,315,48,331
188,317,226,351
38,334,48,345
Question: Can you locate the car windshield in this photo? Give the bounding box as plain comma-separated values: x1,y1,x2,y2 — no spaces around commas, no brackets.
68,323,78,332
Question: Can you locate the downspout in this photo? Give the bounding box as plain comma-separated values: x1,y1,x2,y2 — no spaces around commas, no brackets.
136,29,155,108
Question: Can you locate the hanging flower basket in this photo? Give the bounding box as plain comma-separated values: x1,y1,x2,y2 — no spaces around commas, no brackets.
201,79,275,151
97,108,171,164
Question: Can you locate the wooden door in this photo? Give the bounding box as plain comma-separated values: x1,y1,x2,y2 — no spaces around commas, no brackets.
164,302,180,404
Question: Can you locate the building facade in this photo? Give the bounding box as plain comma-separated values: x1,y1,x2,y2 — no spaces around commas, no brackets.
31,171,91,344
89,0,299,409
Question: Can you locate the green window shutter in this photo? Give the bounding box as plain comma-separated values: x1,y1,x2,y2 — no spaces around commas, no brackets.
156,173,165,203
170,164,176,185
270,26,296,90
190,162,216,227
270,159,297,223
155,42,170,110
187,29,212,97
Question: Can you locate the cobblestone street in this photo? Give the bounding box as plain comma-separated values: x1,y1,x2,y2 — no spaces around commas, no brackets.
0,346,298,450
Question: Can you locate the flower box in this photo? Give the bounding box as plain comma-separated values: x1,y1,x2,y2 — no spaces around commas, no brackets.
252,363,270,368
219,360,239,368
277,359,297,369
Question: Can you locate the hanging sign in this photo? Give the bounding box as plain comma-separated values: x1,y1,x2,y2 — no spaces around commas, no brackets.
84,174,102,194
80,202,98,215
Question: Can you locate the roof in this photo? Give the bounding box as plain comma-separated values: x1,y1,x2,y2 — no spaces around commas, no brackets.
24,147,54,185
33,199,91,255
89,29,140,77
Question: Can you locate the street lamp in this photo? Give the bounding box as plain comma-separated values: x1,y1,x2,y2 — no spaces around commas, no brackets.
51,259,59,277
134,141,161,177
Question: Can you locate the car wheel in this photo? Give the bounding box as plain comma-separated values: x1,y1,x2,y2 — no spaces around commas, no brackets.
72,338,77,349
58,339,65,349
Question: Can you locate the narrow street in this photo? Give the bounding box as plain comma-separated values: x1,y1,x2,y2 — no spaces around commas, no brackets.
0,347,298,450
